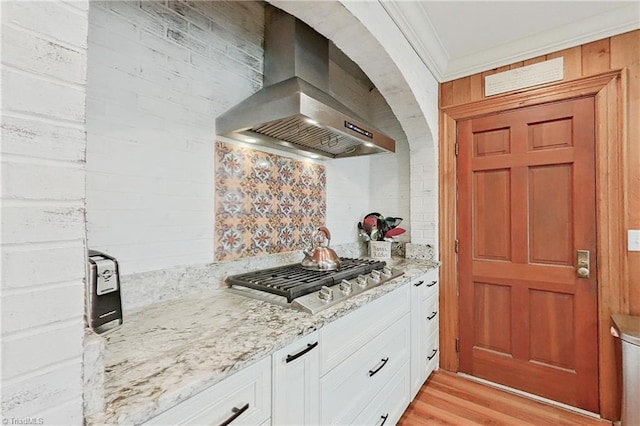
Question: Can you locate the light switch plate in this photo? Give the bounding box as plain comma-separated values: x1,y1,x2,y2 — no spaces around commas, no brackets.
629,229,640,251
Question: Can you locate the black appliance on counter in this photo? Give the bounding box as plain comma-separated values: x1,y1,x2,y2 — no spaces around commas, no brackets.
87,250,123,333
226,258,403,314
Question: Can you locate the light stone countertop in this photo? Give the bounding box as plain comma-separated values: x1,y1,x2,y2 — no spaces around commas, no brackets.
86,258,439,425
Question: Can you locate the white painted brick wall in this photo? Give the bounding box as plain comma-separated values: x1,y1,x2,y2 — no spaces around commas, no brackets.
369,89,411,239
86,0,393,273
1,1,88,423
86,0,264,274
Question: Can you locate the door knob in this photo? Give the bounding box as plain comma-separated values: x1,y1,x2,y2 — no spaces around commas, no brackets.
576,250,590,279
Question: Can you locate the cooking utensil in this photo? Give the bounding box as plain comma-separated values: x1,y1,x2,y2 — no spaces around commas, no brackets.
363,216,378,236
364,212,389,241
301,226,341,271
357,222,370,241
385,217,403,229
384,227,406,239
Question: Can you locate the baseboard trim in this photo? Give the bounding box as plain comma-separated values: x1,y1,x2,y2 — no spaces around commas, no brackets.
457,372,602,420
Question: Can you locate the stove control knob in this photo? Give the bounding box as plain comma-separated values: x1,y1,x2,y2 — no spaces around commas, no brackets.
370,270,381,283
318,286,333,302
339,280,353,295
382,267,393,277
355,275,368,289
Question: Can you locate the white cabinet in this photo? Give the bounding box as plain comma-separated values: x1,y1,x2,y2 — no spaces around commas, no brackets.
410,269,440,399
321,313,410,425
144,357,271,426
352,361,411,426
320,285,411,425
272,331,320,425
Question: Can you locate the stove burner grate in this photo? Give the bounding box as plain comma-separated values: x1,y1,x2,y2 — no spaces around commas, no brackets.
226,258,386,302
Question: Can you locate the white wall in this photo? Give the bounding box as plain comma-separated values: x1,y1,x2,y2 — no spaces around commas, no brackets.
369,89,411,238
85,1,264,274
1,1,88,422
85,0,407,274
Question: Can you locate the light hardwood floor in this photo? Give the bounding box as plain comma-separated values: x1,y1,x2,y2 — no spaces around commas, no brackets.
399,371,613,426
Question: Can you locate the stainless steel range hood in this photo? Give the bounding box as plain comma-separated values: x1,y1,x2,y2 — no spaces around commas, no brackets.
216,5,395,159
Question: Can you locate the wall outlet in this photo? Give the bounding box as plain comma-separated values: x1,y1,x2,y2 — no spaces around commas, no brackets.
629,230,640,252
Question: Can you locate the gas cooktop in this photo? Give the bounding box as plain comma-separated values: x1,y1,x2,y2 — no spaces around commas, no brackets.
226,258,403,314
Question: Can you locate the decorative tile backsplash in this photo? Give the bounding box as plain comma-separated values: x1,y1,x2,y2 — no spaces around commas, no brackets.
215,142,326,261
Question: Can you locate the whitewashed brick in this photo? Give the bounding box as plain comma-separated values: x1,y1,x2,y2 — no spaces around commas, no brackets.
140,1,187,32
100,1,164,37
0,116,85,162
63,1,89,13
166,27,208,57
138,28,190,63
1,283,84,334
89,5,141,44
89,223,210,247
37,397,83,426
2,161,85,201
2,206,85,245
1,361,83,418
1,25,87,84
3,70,86,123
168,1,211,32
1,244,85,290
1,0,87,423
92,239,214,274
89,26,164,69
2,321,84,380
2,1,88,50
205,1,264,47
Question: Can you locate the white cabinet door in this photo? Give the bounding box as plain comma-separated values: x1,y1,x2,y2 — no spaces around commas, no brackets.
320,314,410,425
352,361,410,426
410,269,439,399
144,357,271,426
272,331,320,425
320,285,410,376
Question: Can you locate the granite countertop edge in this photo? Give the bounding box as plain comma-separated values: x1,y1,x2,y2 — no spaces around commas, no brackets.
87,258,439,425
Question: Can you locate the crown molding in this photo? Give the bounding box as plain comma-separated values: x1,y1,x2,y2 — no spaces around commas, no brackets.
380,1,449,82
441,2,640,81
382,1,639,83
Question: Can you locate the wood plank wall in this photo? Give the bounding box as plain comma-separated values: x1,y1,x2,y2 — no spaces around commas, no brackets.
438,30,639,421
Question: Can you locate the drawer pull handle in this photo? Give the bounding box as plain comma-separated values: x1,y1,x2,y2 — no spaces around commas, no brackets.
378,413,389,426
368,357,389,377
427,280,437,287
427,349,438,360
219,403,249,426
414,280,425,287
286,341,318,363
427,311,438,320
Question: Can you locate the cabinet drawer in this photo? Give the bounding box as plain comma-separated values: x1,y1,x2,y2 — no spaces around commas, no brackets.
424,329,439,378
352,361,410,426
422,292,439,340
145,357,271,426
320,285,409,375
320,314,410,425
412,270,439,301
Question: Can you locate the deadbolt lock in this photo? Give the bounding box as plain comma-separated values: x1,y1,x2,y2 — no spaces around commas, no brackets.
577,250,590,279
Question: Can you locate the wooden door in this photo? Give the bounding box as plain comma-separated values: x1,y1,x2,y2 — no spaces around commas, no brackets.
457,97,599,412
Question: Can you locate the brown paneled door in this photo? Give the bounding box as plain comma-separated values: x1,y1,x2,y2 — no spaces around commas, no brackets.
457,97,599,413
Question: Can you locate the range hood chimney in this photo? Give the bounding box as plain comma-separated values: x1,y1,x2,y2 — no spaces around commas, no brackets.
216,5,395,159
